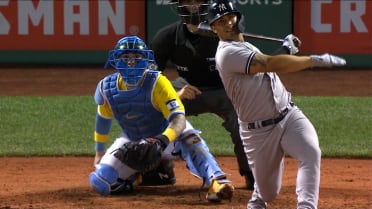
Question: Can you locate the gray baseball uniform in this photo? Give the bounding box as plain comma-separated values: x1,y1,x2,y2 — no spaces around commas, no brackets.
215,41,321,209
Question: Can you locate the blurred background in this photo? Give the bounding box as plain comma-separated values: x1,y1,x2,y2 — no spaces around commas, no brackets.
0,0,371,67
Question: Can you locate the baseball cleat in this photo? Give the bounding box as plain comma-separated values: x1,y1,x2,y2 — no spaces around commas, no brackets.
206,178,234,202
247,192,267,209
132,173,143,186
110,174,143,195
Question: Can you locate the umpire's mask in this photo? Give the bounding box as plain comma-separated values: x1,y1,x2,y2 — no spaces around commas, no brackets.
169,0,211,25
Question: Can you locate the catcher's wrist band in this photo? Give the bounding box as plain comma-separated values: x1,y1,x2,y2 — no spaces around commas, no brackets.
163,127,177,142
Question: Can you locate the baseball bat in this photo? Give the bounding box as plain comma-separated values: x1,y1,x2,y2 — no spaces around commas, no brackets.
197,22,284,43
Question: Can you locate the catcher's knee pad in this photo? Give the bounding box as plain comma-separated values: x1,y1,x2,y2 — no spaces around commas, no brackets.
89,164,119,196
175,130,225,186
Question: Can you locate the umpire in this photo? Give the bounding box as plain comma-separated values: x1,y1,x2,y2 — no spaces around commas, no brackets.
150,0,254,189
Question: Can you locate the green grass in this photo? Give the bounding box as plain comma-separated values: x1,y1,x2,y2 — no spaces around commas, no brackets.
0,96,370,158
292,97,372,158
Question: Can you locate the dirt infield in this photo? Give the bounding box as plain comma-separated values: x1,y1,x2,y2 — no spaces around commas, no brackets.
1,157,371,209
0,67,371,209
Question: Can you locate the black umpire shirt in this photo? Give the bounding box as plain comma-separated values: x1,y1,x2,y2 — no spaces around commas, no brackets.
150,21,223,89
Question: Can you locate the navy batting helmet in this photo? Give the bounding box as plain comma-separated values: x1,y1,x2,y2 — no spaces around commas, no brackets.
207,0,241,25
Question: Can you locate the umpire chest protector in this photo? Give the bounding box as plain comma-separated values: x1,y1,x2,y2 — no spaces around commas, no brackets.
102,71,168,140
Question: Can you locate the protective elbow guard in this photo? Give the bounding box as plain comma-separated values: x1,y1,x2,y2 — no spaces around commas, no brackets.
89,164,119,196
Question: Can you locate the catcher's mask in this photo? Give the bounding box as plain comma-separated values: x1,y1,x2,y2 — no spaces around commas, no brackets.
207,0,243,31
104,36,157,87
169,0,211,25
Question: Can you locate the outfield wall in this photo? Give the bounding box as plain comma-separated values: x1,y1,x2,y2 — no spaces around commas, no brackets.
0,0,370,67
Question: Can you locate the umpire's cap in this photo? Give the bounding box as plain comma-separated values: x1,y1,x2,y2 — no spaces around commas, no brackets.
207,0,241,25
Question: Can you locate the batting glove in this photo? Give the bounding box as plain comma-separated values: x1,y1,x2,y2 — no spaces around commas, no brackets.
283,34,301,55
310,53,346,67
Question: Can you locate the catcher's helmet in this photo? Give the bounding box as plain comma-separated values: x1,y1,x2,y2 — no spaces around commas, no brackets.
207,0,241,25
169,0,211,25
104,36,157,87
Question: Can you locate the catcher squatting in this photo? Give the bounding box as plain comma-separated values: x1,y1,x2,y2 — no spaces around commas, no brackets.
88,35,234,202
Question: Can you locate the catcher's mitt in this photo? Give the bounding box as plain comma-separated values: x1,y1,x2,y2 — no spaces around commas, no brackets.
114,138,164,172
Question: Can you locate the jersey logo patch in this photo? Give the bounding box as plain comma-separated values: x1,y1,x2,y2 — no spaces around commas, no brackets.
166,99,180,111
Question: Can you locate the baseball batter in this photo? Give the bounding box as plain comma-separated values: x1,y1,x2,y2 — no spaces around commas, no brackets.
207,0,347,209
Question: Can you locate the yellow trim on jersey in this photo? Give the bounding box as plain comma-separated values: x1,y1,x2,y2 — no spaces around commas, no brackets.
152,73,185,119
97,104,113,118
118,75,127,90
94,131,109,143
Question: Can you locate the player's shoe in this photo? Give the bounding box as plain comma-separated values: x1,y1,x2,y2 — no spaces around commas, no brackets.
247,192,267,209
139,159,176,186
110,174,142,194
206,178,234,202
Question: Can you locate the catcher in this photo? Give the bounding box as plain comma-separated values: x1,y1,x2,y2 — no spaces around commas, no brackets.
88,35,234,202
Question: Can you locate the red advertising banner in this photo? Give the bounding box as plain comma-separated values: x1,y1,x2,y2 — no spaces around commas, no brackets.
294,0,372,54
0,0,145,50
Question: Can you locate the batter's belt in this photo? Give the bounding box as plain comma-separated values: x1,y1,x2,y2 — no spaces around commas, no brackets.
247,103,294,130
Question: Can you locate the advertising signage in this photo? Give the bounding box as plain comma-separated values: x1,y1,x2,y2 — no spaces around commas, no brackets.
0,0,145,51
0,0,370,66
294,0,372,54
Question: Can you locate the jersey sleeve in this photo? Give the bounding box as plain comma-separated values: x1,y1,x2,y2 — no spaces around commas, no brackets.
93,80,114,151
216,42,257,75
152,73,185,120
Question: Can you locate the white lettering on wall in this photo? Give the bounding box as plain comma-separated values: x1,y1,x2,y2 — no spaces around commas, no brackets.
311,0,368,33
18,0,54,35
234,0,282,5
311,0,332,32
98,1,125,35
0,1,127,35
0,0,10,34
155,0,171,5
341,1,367,33
64,1,89,35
